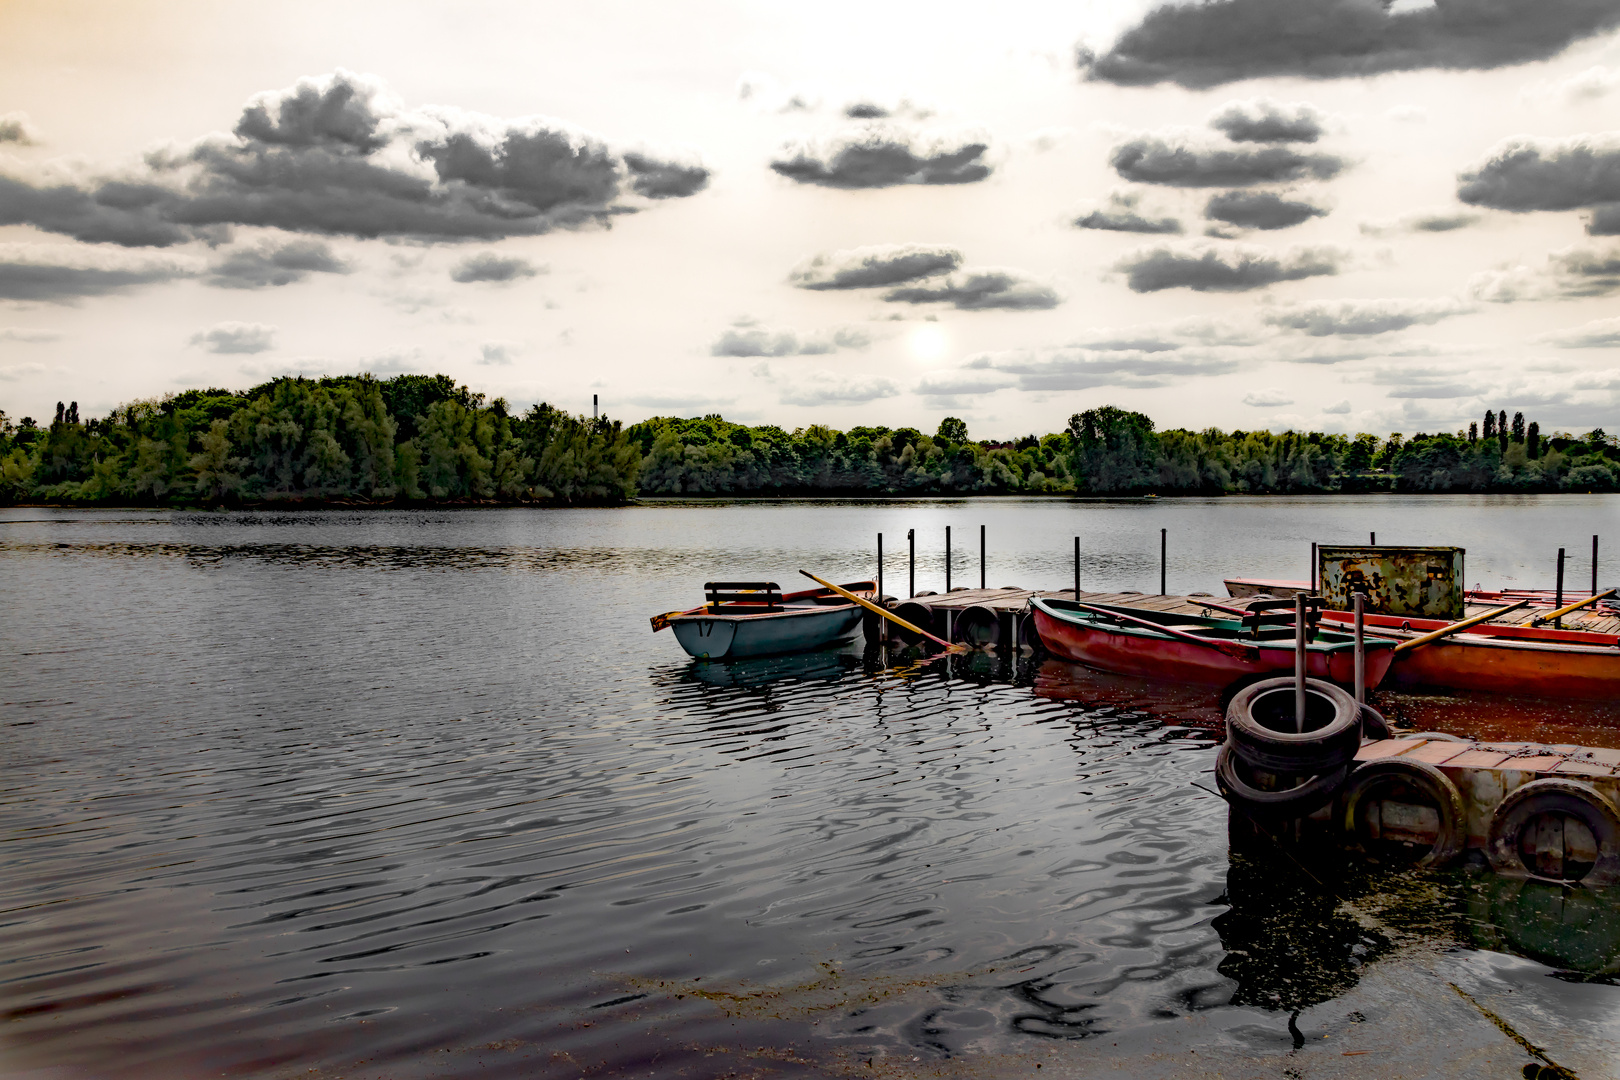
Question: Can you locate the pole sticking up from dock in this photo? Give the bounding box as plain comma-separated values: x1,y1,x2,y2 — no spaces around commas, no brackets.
1556,547,1566,628
1074,536,1080,597
1370,531,1376,545
908,529,915,598
1353,592,1366,706
945,526,952,592
1595,535,1601,596
1160,529,1167,595
1294,593,1307,732
877,533,885,641
980,525,986,590
1310,542,1317,592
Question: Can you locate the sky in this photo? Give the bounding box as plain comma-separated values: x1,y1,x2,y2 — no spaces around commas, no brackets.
2,0,1620,440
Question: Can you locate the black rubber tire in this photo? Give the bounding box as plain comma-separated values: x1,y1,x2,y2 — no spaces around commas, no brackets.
1215,742,1350,820
1226,678,1361,775
1340,758,1466,868
1359,703,1392,741
1485,778,1620,886
954,605,1001,648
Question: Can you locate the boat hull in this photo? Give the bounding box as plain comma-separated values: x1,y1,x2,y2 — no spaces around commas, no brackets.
670,604,864,659
1031,600,1396,689
1319,611,1620,700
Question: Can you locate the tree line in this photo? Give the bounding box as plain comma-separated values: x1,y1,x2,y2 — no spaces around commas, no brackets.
1,380,1615,506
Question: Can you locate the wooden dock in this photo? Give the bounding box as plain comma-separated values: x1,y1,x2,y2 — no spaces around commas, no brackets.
874,586,1620,649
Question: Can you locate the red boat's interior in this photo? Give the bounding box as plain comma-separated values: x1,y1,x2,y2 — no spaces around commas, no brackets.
1318,609,1617,646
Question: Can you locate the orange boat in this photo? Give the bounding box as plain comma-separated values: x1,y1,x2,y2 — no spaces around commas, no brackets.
1316,609,1620,701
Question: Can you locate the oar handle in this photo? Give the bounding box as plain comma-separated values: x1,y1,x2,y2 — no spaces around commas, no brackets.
1530,588,1617,627
1392,600,1529,654
798,570,963,652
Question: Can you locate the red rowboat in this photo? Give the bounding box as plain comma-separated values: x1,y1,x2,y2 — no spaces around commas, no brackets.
1029,597,1397,689
1316,609,1620,701
1226,577,1620,616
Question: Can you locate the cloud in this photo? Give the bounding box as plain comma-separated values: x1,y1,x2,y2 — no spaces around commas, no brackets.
790,243,962,289
190,321,275,354
477,342,516,365
1114,242,1343,292
711,319,871,357
1538,315,1620,348
1359,208,1480,235
969,347,1241,391
362,347,422,374
1549,244,1620,296
0,361,47,382
1323,399,1352,414
915,372,1014,396
1208,99,1326,144
1082,0,1620,88
0,242,197,302
882,268,1061,310
449,251,543,284
1589,205,1620,235
1109,135,1345,187
1205,190,1328,230
842,98,932,121
1264,296,1472,336
1457,133,1620,212
1073,191,1181,234
778,371,900,406
736,72,820,114
770,126,991,188
0,70,708,247
1243,387,1294,406
1387,105,1429,124
1370,364,1478,399
0,327,61,342
0,112,37,145
1523,65,1620,104
205,237,349,288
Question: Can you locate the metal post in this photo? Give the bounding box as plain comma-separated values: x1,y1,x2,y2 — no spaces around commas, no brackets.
945,526,952,592
877,533,885,642
908,529,915,598
1294,593,1307,732
592,394,598,419
1556,547,1566,628
1310,542,1318,592
1074,536,1080,597
1353,592,1366,706
1595,535,1601,596
980,524,986,590
1370,531,1376,546
1160,528,1167,595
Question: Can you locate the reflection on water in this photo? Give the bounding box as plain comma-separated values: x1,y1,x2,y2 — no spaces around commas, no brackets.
2,504,1618,1077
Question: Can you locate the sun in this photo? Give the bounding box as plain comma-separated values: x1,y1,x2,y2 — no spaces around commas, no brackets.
907,323,950,363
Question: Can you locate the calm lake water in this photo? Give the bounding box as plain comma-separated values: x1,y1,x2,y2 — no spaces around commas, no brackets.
3,495,1620,1079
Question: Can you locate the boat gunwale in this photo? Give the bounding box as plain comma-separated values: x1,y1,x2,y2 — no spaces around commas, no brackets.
1030,596,1400,655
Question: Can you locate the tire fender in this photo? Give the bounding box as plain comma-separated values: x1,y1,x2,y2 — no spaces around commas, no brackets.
1340,758,1467,868
1485,778,1620,886
1216,742,1349,820
1226,677,1361,775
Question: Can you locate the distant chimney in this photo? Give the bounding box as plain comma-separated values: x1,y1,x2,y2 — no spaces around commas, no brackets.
592,394,598,419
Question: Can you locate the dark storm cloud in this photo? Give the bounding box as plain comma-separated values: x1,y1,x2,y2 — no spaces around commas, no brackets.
770,128,991,188
1082,0,1620,89
882,269,1061,311
1110,136,1345,187
1208,99,1326,144
1457,134,1620,211
1205,190,1328,230
845,102,889,119
1589,204,1620,235
0,248,196,302
1073,192,1181,234
1263,297,1471,336
790,243,963,290
0,70,709,248
206,237,349,288
1115,243,1343,292
623,152,710,199
448,251,542,284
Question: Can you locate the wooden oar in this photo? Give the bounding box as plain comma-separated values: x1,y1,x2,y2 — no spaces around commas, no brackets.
798,571,965,652
1066,601,1256,659
1391,600,1529,654
1529,588,1617,627
650,604,706,632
